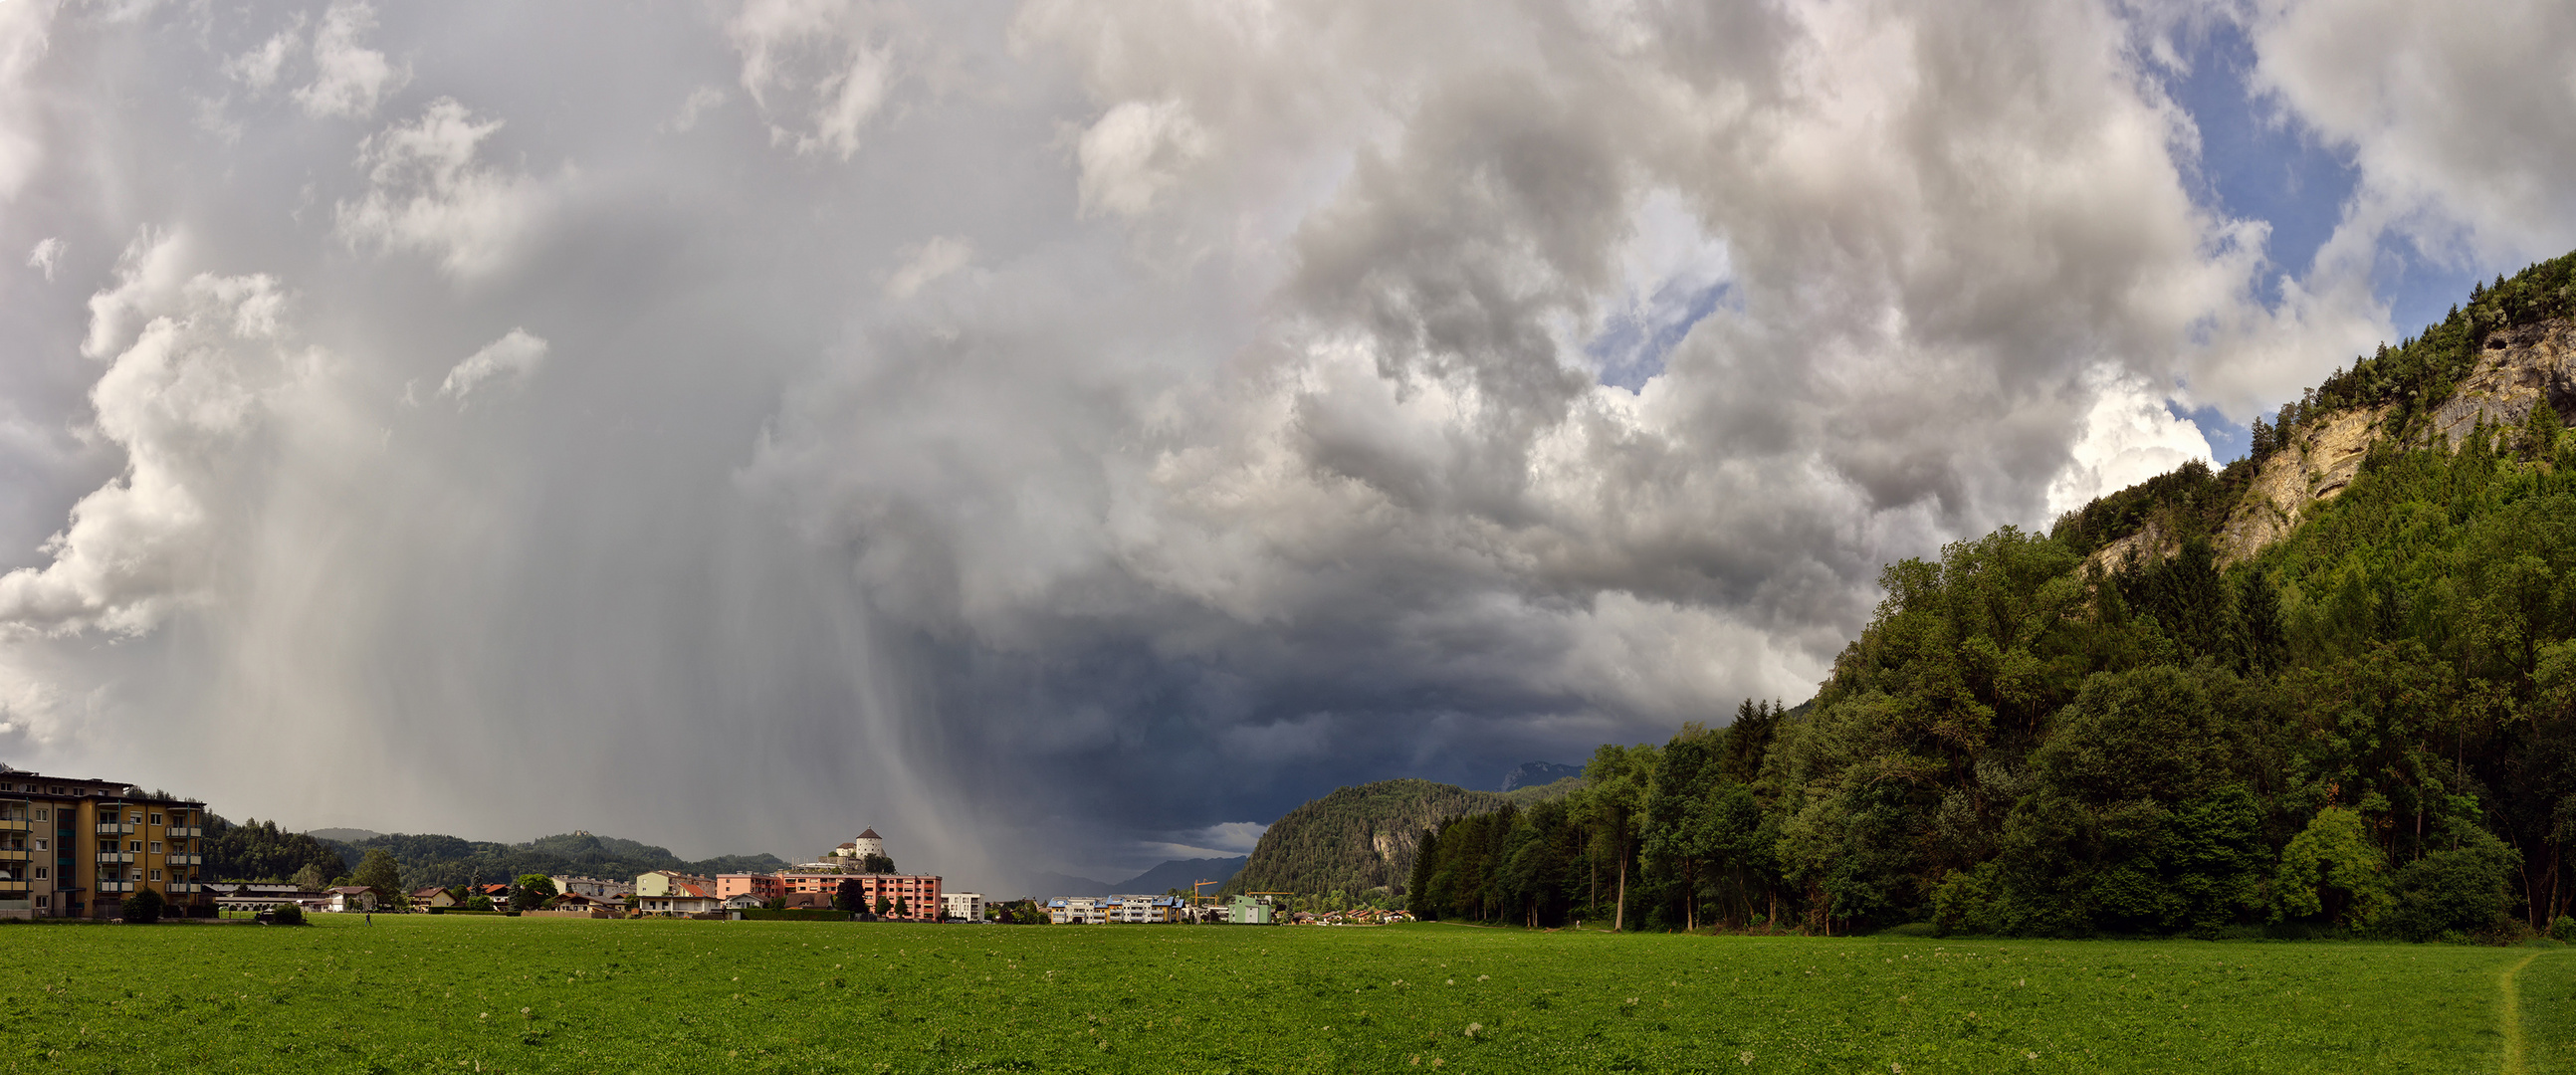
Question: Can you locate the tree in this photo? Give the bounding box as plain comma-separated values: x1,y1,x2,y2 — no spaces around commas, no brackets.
892,895,909,919
291,861,329,892
874,894,891,918
2276,807,2392,927
835,879,864,913
351,849,404,903
514,873,558,912
1404,827,1439,916
120,888,165,924
1577,743,1656,931
858,852,896,874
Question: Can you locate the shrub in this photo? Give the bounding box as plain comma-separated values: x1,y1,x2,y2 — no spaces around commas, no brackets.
2378,827,2519,942
119,889,165,924
270,904,305,926
2553,916,2574,943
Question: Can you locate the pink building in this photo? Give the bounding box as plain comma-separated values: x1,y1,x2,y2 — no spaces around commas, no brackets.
716,873,782,902
773,871,944,920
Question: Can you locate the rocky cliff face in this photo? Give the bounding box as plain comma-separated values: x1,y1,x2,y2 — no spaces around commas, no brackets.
2212,404,2388,566
2424,318,2576,447
2087,317,2576,574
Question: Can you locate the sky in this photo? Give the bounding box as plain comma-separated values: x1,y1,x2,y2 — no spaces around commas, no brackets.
0,0,2572,893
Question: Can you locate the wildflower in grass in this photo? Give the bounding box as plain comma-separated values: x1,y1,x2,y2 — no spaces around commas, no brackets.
2027,1052,2039,1060
1739,1050,1755,1065
1464,1022,1481,1038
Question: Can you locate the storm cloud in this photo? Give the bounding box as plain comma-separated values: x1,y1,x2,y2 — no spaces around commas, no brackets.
0,0,2565,888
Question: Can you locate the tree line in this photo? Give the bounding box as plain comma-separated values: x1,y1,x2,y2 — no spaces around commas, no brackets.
1409,419,2576,941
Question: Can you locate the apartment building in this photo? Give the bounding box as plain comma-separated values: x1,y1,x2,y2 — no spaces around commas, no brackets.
942,891,983,922
715,872,783,903
773,869,944,920
0,766,212,920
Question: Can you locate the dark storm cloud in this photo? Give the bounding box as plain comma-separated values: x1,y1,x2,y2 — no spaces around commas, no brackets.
0,0,2562,885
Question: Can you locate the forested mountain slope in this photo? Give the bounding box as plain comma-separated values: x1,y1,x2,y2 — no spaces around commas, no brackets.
1395,253,2576,940
314,830,786,890
1225,776,1584,901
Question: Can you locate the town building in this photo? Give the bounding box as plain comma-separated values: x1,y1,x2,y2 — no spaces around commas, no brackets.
0,765,213,920
774,869,942,920
323,886,381,913
213,884,321,914
550,875,631,900
1045,897,1105,925
410,886,460,909
634,870,721,916
942,891,983,922
715,873,783,904
1227,895,1276,924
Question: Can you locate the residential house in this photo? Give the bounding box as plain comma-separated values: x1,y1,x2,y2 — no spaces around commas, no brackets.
410,886,459,909
550,875,632,900
322,886,381,913
634,870,721,916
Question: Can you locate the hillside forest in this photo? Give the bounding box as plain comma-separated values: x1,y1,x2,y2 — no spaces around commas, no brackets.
1398,253,2576,941
204,822,785,893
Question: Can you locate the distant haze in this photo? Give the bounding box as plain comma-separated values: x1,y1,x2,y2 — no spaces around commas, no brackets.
0,1,2570,883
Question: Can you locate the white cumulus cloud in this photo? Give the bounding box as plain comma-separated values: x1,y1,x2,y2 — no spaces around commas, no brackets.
293,2,406,118
334,99,559,279
438,328,547,405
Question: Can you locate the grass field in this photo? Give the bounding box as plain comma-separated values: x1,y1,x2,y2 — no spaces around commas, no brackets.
0,917,2567,1074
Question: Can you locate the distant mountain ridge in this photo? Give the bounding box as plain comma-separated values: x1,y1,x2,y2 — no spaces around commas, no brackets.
1223,776,1583,900
1019,857,1249,898
313,830,788,890
1499,761,1583,791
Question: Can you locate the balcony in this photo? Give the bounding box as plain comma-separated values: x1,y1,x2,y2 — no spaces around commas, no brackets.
95,823,133,836
166,826,201,838
164,882,199,894
97,881,134,894
0,817,28,832
163,853,200,866
0,879,27,894
0,848,24,861
96,851,134,864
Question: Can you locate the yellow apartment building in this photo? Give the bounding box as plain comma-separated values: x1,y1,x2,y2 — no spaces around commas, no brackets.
0,766,214,920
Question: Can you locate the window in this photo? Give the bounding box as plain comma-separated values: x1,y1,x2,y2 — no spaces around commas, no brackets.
31,809,44,821
150,870,162,881
149,842,161,853
148,813,162,826
32,838,44,851
127,841,141,853
33,867,46,879
33,896,45,908
127,813,141,824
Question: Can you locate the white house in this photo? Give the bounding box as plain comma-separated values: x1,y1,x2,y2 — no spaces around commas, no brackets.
322,886,381,913
942,892,983,922
635,870,720,916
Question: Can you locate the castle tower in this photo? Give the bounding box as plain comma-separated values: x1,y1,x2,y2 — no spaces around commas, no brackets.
850,828,885,862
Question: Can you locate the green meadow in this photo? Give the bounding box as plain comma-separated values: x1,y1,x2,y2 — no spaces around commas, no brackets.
0,917,2566,1074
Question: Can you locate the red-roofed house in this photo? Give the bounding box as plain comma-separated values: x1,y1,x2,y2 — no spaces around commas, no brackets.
635,870,720,916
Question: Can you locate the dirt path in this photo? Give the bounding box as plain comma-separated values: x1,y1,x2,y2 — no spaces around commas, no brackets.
2501,952,2541,1075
